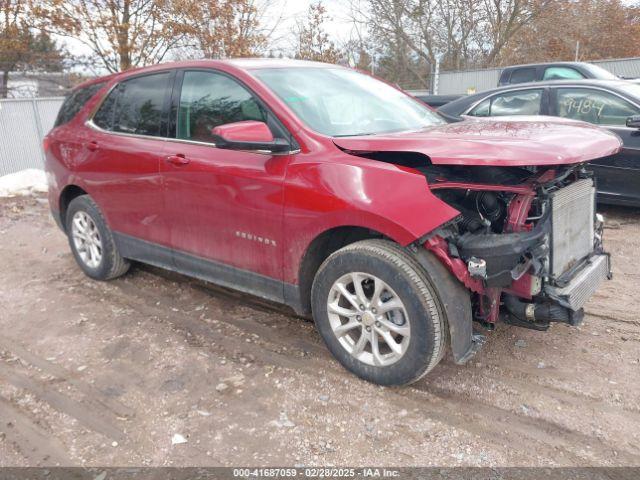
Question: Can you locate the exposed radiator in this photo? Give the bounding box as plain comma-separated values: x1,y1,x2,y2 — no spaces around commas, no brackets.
550,179,595,278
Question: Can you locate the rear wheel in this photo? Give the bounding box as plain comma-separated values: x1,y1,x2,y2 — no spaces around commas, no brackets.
65,195,130,280
311,239,446,385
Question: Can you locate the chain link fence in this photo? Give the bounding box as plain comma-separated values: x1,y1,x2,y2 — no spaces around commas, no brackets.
0,97,63,176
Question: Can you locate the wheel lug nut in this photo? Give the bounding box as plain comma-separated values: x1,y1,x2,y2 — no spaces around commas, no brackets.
365,326,371,332
359,304,365,311
356,316,362,322
375,321,380,327
371,308,377,314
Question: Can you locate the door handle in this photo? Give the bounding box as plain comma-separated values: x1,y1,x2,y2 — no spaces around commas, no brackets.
86,141,99,152
166,154,190,166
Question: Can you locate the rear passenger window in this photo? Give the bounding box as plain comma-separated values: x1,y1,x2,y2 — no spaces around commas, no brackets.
509,68,537,84
176,71,266,143
92,72,171,137
54,81,106,127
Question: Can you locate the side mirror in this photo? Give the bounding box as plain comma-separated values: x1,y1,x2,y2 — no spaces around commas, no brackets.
626,115,640,129
211,121,291,153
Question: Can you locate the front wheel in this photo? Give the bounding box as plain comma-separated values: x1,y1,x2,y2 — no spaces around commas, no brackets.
311,239,446,386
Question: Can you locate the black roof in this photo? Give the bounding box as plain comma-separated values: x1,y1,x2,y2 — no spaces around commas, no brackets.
500,61,596,71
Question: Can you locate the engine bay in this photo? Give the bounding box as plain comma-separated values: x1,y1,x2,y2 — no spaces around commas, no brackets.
421,163,606,331
344,148,610,331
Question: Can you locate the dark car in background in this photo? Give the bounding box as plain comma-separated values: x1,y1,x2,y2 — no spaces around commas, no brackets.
438,79,640,206
407,90,463,108
498,62,622,86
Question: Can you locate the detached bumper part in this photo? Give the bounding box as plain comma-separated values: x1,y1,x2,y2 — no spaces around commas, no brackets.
455,333,487,363
545,254,611,311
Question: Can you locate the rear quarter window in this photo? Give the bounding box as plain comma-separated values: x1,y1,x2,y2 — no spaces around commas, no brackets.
499,70,510,84
54,81,106,127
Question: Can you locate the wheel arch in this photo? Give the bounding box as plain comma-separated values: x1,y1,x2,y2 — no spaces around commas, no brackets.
59,184,88,232
294,224,479,365
294,225,389,316
288,202,459,316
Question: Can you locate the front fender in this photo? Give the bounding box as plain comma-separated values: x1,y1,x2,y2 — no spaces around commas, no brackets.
282,157,460,284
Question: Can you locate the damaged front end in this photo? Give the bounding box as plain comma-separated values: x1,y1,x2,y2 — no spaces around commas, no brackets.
421,163,611,339
332,117,620,365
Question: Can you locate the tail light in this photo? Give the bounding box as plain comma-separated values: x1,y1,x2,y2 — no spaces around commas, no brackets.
42,136,51,153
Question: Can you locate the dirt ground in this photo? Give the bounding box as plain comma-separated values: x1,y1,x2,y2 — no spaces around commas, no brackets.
0,194,639,467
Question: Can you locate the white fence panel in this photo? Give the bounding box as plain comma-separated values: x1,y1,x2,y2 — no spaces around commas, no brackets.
437,57,640,95
438,69,501,95
595,57,640,78
0,97,64,176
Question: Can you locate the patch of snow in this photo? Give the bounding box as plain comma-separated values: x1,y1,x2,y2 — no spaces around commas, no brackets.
171,433,188,445
0,169,48,197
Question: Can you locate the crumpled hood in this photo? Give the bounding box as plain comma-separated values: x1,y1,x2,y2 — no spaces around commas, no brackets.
333,116,622,166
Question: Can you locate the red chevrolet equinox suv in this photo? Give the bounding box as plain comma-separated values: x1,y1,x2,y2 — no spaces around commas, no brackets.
45,59,619,385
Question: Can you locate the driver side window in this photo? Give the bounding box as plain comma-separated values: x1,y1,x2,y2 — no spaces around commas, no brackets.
554,88,640,126
176,71,267,143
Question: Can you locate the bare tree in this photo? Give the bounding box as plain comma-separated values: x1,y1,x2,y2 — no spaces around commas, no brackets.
500,0,640,64
294,1,342,63
1,0,66,97
0,0,29,96
36,0,182,72
174,0,274,59
351,0,548,75
341,37,373,71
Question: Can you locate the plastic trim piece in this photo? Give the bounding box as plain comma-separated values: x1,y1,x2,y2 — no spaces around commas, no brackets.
412,248,479,364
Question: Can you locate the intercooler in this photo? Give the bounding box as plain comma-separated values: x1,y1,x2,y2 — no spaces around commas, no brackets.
549,178,595,278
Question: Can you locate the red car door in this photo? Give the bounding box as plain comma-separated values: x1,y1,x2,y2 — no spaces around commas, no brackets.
161,69,291,299
82,71,174,247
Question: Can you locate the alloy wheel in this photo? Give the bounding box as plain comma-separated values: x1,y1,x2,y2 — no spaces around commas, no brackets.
326,272,411,366
71,211,103,269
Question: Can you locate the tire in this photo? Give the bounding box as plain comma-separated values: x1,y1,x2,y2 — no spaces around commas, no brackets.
311,239,446,386
65,195,130,280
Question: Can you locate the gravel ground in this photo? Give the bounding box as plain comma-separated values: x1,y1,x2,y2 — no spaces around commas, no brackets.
0,194,639,467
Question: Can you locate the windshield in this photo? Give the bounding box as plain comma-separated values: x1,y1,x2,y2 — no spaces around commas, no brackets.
254,67,444,136
584,64,618,80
